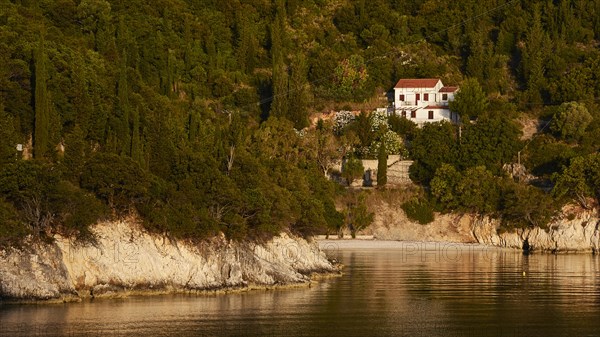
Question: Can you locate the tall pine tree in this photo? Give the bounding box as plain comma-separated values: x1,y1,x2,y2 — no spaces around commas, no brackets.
377,142,387,188
116,51,131,156
33,33,49,159
270,0,289,119
288,54,310,129
521,6,547,105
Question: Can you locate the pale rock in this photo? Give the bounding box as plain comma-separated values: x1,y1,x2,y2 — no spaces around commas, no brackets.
367,200,600,252
0,220,334,301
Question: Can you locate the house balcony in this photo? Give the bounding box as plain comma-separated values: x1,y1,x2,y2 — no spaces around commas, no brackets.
396,101,450,107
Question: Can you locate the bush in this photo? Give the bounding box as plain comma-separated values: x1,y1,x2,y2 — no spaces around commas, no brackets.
80,153,150,213
0,199,29,247
401,198,435,225
523,135,575,177
50,181,108,241
500,180,556,230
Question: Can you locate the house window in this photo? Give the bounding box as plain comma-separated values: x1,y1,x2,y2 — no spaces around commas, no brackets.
442,93,448,101
416,93,420,102
424,93,429,101
401,110,406,117
399,94,405,101
411,110,416,118
428,111,434,119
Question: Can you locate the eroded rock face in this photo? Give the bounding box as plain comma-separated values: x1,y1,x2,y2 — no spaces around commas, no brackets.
368,201,600,253
472,210,600,252
0,221,334,301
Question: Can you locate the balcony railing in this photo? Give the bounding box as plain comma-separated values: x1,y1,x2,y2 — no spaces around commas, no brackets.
396,101,450,107
396,101,417,106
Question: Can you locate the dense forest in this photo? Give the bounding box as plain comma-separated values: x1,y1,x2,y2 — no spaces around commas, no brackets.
0,0,599,245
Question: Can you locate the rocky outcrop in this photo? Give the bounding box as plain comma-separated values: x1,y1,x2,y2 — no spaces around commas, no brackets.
0,220,335,301
366,200,600,253
472,209,600,252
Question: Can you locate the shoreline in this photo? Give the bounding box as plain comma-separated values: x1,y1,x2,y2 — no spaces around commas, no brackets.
0,269,343,305
0,221,341,304
315,237,599,254
316,237,510,251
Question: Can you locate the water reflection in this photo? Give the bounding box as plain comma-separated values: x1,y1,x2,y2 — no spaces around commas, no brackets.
1,246,599,337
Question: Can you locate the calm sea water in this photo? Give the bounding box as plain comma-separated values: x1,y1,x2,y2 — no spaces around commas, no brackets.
2,243,600,337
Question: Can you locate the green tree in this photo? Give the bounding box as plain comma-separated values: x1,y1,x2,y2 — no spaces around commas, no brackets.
458,115,522,172
270,0,288,119
409,121,458,184
449,78,488,121
0,198,29,247
388,114,417,141
115,53,131,156
342,191,374,238
287,54,310,129
401,198,435,225
348,111,374,149
130,106,143,166
77,0,115,55
521,6,548,106
430,164,462,210
550,102,593,142
33,34,50,159
523,135,576,177
0,103,19,163
63,125,87,180
377,141,387,187
333,54,368,100
80,153,149,212
0,161,59,236
552,153,600,209
501,181,555,230
342,156,364,186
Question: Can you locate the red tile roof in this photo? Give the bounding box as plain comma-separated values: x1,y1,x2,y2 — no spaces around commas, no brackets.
424,105,449,109
394,78,441,89
439,86,458,93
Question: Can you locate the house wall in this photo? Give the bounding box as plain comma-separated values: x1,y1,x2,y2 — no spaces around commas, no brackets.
392,108,459,125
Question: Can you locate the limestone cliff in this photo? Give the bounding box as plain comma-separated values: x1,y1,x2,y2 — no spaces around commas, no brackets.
0,220,335,301
366,201,600,253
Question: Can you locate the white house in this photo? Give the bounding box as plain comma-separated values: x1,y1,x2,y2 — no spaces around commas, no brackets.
392,78,459,124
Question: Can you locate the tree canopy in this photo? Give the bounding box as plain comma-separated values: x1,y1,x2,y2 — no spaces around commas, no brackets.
1,0,600,243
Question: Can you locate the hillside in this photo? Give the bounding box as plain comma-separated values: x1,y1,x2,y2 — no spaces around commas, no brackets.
0,0,599,245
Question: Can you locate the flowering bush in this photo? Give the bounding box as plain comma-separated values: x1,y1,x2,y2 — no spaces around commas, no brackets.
333,110,355,135
368,131,408,158
370,110,388,133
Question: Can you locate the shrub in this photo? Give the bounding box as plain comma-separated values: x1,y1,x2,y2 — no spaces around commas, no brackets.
80,153,150,213
0,199,29,247
50,181,107,242
401,198,435,225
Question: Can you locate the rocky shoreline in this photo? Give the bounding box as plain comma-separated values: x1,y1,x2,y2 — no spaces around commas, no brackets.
0,220,338,302
3,203,597,302
365,201,600,253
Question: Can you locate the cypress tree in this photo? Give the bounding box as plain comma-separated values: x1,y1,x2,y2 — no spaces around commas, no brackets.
522,6,547,105
0,102,18,162
188,109,201,142
377,142,387,187
33,33,49,159
270,0,288,119
288,54,310,129
116,51,131,156
63,125,86,180
131,107,143,166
